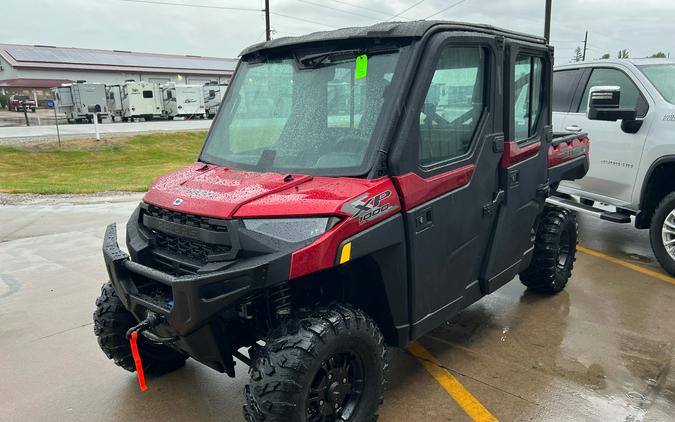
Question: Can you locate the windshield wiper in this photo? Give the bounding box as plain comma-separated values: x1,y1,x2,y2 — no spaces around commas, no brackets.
298,47,399,68
298,49,360,68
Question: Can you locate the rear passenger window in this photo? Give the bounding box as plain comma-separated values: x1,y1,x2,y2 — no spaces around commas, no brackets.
552,69,583,112
514,55,545,141
578,68,646,116
418,46,486,166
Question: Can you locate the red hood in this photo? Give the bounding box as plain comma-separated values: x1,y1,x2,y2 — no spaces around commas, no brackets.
143,163,393,219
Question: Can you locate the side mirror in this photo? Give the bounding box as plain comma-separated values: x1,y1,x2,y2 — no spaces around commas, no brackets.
587,86,637,121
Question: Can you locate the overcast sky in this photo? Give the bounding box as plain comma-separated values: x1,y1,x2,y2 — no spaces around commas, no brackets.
2,0,674,64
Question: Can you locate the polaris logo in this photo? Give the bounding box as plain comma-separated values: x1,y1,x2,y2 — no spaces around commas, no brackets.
173,198,183,206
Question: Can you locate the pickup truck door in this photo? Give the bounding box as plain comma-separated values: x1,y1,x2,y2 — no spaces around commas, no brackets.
390,34,502,339
561,66,651,204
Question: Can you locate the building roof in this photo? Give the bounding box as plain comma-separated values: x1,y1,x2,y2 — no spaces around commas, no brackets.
241,20,546,56
0,44,238,76
0,78,74,88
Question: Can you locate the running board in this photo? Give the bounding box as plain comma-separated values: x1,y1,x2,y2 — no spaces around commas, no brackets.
545,196,631,223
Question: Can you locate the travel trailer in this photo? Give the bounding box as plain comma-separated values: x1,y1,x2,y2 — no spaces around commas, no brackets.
203,81,228,118
162,83,206,119
53,81,110,123
118,81,163,121
106,85,123,121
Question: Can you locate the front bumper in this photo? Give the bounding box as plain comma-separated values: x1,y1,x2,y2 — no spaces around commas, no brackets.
102,223,290,372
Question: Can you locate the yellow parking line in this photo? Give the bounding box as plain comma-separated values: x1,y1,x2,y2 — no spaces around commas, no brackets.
577,245,675,286
408,341,499,422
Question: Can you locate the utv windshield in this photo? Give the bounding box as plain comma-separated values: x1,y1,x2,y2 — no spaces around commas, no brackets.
200,46,407,176
639,64,675,105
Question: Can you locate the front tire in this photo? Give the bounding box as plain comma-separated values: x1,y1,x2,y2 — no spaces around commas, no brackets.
520,206,578,294
244,304,387,422
93,282,188,375
649,192,675,276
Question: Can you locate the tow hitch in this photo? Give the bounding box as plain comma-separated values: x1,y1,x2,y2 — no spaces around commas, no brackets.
124,312,178,392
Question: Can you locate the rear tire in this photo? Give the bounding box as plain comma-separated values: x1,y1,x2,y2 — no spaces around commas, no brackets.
649,192,675,276
244,304,387,422
520,206,578,294
93,282,188,375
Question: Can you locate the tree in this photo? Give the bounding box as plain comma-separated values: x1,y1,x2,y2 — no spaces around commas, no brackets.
617,49,629,59
600,53,610,59
574,46,583,62
649,52,667,58
0,93,7,109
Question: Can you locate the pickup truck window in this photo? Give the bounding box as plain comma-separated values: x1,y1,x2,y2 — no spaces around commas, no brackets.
418,46,485,166
552,69,583,112
639,64,675,105
514,55,544,141
578,68,646,116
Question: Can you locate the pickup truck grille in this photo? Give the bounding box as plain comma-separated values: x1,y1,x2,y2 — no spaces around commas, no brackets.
139,203,237,267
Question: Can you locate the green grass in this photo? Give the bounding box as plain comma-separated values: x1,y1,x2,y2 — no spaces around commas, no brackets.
0,131,207,194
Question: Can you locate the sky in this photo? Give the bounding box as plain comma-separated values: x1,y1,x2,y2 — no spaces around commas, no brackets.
2,0,674,64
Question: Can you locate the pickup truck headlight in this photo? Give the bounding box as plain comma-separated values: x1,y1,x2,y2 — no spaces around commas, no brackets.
243,218,335,243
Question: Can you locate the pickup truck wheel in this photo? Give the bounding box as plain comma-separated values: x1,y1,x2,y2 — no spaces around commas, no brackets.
244,304,387,422
649,192,675,276
93,281,188,375
520,207,577,294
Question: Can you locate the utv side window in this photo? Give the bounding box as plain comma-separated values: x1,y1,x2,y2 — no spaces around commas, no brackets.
578,68,647,116
418,46,486,166
514,55,544,142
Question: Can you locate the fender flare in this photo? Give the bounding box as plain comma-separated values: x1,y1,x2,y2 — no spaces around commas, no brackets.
639,154,675,209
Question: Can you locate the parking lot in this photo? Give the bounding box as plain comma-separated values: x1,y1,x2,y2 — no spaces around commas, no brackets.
1,194,673,422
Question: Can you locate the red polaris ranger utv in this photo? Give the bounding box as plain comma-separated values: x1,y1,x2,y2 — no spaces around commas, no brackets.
95,21,590,421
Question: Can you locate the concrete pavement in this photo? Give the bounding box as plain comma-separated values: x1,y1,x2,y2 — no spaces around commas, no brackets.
0,197,673,421
0,119,212,146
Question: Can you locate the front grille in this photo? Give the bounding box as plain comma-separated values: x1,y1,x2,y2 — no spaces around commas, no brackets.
154,231,231,263
140,203,236,267
145,204,228,232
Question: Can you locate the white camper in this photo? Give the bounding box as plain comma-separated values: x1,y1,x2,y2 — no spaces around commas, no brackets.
162,83,207,119
118,81,163,121
203,81,228,118
106,85,123,121
52,81,110,123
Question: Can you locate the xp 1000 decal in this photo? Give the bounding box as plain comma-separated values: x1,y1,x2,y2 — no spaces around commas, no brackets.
341,190,398,224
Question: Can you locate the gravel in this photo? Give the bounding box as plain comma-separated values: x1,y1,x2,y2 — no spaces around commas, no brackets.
0,191,144,206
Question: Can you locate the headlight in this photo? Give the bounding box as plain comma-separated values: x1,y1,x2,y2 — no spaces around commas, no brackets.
243,218,333,243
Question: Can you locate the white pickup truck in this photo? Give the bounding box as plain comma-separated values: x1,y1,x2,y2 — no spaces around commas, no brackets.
551,58,675,275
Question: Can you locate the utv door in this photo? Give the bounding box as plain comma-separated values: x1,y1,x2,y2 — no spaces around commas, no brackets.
389,33,503,339
481,41,551,292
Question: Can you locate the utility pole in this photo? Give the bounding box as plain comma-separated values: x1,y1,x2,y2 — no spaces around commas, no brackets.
264,0,271,41
544,0,552,42
582,30,588,61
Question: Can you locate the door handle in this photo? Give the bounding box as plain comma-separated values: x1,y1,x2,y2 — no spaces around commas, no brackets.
565,125,582,132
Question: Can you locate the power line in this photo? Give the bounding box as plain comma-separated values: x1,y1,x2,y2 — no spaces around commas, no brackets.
271,11,340,29
117,0,260,12
326,0,394,18
424,0,467,20
294,0,381,20
386,0,426,21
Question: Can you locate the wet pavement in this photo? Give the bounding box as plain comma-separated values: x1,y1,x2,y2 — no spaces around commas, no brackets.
0,197,673,421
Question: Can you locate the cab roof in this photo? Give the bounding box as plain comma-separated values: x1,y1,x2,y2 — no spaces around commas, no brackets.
240,20,547,57
555,58,675,70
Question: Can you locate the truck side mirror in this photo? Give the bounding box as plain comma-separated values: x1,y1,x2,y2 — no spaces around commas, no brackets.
587,86,637,121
